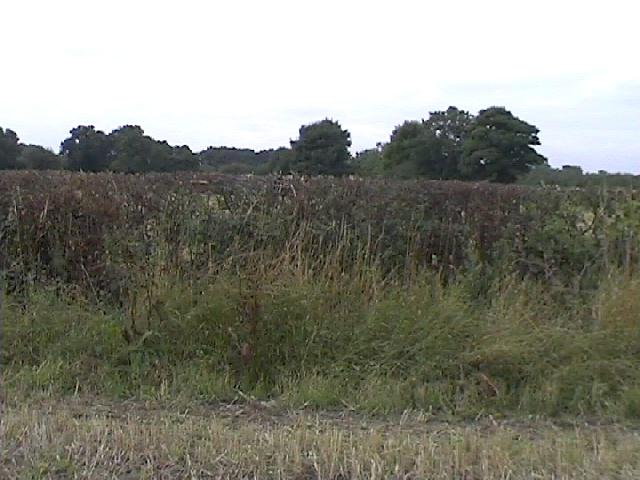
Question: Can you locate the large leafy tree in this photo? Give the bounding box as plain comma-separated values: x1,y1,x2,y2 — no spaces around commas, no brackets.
60,125,112,171
382,106,473,179
461,107,547,183
0,127,20,169
423,106,474,178
383,121,441,178
290,119,352,175
424,106,473,142
107,125,154,172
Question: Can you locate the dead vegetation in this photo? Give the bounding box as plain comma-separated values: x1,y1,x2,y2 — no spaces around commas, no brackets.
2,398,640,479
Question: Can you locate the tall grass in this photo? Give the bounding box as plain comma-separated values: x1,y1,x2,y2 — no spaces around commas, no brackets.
3,266,640,418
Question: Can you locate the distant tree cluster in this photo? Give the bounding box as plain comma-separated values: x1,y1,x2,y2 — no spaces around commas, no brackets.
199,146,292,175
60,125,199,172
1,125,199,173
367,106,548,182
1,127,61,171
2,107,635,183
518,164,640,188
0,120,353,177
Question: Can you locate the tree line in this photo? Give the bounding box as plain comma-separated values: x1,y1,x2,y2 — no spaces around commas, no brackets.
1,106,633,184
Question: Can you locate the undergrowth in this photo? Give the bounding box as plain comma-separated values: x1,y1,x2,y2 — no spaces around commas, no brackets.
1,172,639,419
3,271,639,419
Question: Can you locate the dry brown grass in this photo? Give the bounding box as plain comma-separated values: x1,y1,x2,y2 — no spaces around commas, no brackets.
2,398,639,479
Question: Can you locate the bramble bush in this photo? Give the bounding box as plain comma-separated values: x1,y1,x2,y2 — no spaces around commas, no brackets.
2,171,637,300
2,172,639,417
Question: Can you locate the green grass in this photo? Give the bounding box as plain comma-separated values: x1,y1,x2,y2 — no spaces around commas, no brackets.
3,270,640,418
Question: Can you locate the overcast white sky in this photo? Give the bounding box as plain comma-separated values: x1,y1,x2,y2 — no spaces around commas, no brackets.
2,0,639,173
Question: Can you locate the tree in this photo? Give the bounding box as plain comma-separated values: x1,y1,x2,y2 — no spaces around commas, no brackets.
17,145,62,170
289,119,352,175
423,106,474,178
263,147,294,174
0,127,20,169
461,107,547,183
382,106,473,179
109,126,199,172
60,125,112,171
198,146,274,173
108,125,166,173
199,147,260,169
382,121,442,178
353,146,384,177
163,144,199,172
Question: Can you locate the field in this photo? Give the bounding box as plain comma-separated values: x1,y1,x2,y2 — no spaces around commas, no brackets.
2,171,640,478
3,399,640,479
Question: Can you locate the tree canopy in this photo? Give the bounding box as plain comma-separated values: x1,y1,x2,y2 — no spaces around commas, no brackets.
17,145,62,170
382,106,473,179
199,146,285,174
0,127,20,169
289,119,352,176
108,125,160,173
423,106,474,179
58,125,198,173
460,107,547,182
2,106,593,183
353,147,384,177
60,125,112,172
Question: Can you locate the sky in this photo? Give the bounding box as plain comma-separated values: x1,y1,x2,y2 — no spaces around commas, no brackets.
1,0,639,173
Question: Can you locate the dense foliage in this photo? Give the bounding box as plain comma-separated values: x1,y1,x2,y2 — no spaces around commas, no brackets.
199,146,291,174
0,127,20,169
60,125,113,172
288,119,352,175
520,164,640,188
1,171,638,301
2,171,640,418
460,107,547,182
383,107,473,179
